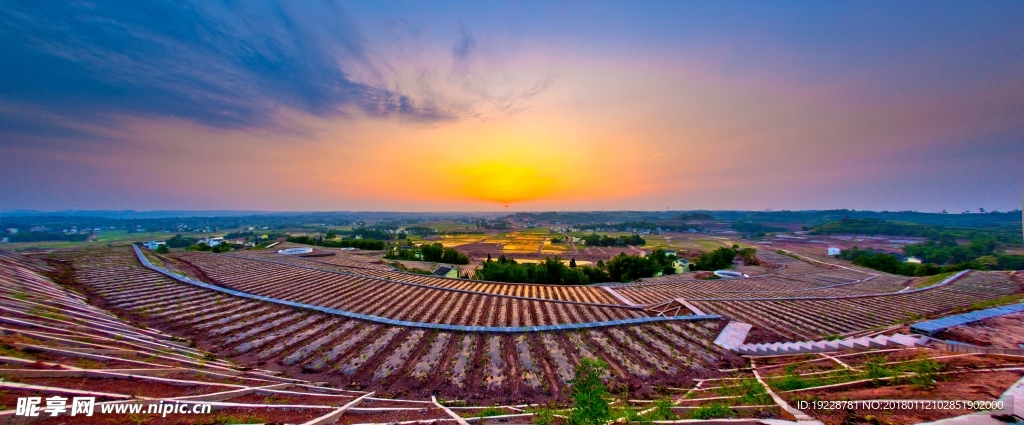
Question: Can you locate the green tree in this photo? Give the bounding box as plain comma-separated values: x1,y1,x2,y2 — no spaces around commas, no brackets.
155,245,170,254
692,247,737,271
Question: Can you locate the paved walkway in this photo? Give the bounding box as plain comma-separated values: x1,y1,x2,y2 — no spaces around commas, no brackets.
602,286,636,306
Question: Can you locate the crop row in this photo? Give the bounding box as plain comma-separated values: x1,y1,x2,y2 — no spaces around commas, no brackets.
61,246,730,398
615,273,910,305
689,272,1020,339
211,250,623,304
175,252,645,327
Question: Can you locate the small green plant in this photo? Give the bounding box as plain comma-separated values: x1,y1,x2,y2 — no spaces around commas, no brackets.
864,356,896,384
773,373,810,391
618,405,652,425
532,407,555,425
127,412,147,425
475,407,506,418
568,358,611,425
714,378,771,405
648,398,678,421
905,357,943,389
211,413,268,424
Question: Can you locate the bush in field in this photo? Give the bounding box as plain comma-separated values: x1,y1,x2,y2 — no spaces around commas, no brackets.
286,235,386,250
568,358,610,425
165,235,197,248
155,245,170,254
418,243,470,264
905,357,943,389
477,256,596,284
581,233,646,247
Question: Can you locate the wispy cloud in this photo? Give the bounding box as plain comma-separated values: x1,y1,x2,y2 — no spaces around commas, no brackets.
0,1,451,130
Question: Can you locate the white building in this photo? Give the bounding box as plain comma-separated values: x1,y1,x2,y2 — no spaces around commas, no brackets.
197,237,224,247
143,241,165,250
827,247,841,256
905,256,922,264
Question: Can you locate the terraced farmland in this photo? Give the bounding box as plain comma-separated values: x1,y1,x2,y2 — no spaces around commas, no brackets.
2,240,1021,424
609,250,1024,340
37,246,735,402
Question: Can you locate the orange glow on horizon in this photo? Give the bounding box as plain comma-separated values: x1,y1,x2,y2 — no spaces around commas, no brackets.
453,161,556,204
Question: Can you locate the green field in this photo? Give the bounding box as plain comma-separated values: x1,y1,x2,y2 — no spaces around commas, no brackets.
1,229,175,250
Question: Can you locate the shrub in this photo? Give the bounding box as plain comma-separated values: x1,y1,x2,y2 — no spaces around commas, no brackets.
905,357,943,389
568,358,610,425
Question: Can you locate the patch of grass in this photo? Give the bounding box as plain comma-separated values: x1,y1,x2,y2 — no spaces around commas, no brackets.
905,357,943,389
26,306,67,321
768,368,858,391
688,404,733,419
773,373,810,391
864,356,896,384
210,413,268,424
716,378,770,405
610,405,652,425
647,398,678,421
532,407,556,425
475,407,507,418
912,271,956,289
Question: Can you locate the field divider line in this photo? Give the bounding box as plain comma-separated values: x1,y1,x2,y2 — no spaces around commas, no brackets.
298,392,374,425
750,359,821,423
433,395,471,425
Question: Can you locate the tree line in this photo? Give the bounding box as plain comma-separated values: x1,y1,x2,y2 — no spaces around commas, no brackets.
838,238,1024,277
286,235,386,250
385,243,470,264
474,249,679,285
581,233,646,247
808,218,1021,244
690,246,758,271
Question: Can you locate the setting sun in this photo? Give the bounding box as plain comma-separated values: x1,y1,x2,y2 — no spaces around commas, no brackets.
454,161,556,204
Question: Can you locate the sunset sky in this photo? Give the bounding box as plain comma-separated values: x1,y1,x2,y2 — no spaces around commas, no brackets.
1,1,1022,212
